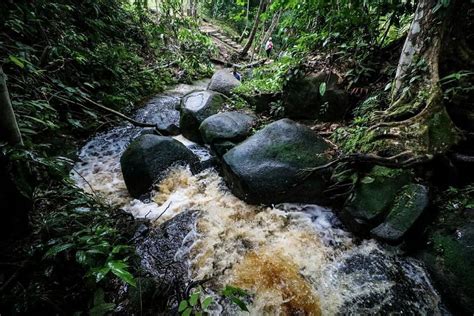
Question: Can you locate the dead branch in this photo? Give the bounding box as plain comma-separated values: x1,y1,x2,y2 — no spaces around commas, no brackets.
210,57,266,69
54,95,163,132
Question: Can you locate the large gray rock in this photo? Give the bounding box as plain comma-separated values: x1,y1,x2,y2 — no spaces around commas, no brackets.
283,71,350,121
371,184,429,242
222,119,335,204
341,166,412,232
133,210,198,313
207,69,240,95
180,90,226,143
120,135,199,198
199,111,255,147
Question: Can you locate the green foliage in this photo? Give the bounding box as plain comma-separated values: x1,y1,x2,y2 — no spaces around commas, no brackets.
0,146,137,314
179,286,214,316
221,285,249,312
234,55,300,96
0,0,214,149
441,70,474,99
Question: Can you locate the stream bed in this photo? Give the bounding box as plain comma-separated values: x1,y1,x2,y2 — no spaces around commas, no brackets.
71,80,448,315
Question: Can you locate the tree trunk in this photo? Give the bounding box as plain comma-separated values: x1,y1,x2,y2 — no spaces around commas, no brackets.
0,66,30,239
365,0,466,157
240,0,267,56
258,9,282,57
0,66,23,146
391,0,440,99
238,0,251,43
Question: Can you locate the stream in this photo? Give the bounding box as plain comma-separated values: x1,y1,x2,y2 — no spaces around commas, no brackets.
71,79,448,315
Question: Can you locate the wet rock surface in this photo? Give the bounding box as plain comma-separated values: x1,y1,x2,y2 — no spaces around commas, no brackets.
342,166,413,232
222,118,335,204
199,111,255,156
180,90,226,143
134,210,198,311
207,69,241,95
419,203,474,314
199,111,255,145
120,135,200,198
136,94,182,135
371,184,429,242
337,247,446,314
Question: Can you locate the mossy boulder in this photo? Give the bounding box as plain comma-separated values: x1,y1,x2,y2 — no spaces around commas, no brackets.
342,166,412,232
180,90,226,143
283,71,350,121
222,118,335,204
417,187,474,314
120,135,199,198
207,69,241,95
199,112,255,156
371,184,429,242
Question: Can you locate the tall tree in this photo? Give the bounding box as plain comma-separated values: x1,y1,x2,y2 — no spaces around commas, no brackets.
0,66,23,146
0,65,30,239
240,0,267,56
365,0,472,162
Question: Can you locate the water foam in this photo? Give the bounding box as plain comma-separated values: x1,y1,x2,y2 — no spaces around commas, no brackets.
71,82,444,315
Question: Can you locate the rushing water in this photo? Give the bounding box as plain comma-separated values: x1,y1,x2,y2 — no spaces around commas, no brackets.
71,81,447,315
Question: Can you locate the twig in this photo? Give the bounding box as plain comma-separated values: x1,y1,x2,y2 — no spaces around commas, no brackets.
153,201,172,221
53,95,157,128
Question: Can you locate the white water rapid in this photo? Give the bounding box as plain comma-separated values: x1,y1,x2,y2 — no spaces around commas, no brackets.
71,81,447,315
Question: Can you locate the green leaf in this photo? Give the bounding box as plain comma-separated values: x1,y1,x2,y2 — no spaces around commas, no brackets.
189,291,200,306
361,176,375,184
319,82,327,96
229,296,249,312
178,300,188,312
221,285,248,297
90,288,115,316
107,260,136,287
182,307,192,316
201,296,213,309
92,266,110,283
43,243,74,258
9,55,25,68
89,303,115,316
221,286,249,312
76,250,87,264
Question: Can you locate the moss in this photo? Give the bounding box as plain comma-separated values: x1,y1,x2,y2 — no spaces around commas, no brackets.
427,109,460,153
346,166,413,223
266,142,330,167
431,233,474,305
371,184,429,241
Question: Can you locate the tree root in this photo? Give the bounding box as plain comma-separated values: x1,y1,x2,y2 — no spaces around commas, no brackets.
452,153,474,163
299,151,432,180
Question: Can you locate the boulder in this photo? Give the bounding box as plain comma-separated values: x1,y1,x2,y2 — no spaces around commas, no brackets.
207,69,240,95
222,119,335,204
180,90,226,143
120,135,199,198
341,166,412,232
133,210,198,313
371,184,429,242
199,111,255,148
417,188,474,314
135,95,181,136
283,71,350,121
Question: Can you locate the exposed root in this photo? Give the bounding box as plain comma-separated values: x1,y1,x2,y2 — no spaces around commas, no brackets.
298,151,431,180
